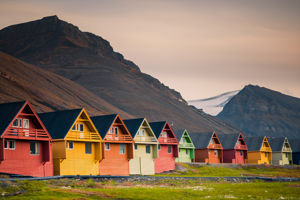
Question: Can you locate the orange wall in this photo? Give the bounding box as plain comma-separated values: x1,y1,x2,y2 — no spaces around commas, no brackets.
99,143,130,175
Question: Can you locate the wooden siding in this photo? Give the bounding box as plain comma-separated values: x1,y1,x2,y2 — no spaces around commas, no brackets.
100,143,131,175
247,151,272,164
223,150,247,164
154,145,176,173
130,144,156,175
54,141,100,175
272,152,292,165
176,148,194,163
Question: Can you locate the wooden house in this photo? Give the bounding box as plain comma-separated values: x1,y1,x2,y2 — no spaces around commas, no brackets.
218,133,248,164
0,101,53,177
149,121,178,173
174,130,195,163
91,114,134,176
190,132,223,163
269,137,292,165
289,139,300,165
39,108,102,175
244,136,272,164
124,118,158,175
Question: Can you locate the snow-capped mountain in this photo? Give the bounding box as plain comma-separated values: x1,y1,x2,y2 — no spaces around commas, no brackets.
188,90,240,116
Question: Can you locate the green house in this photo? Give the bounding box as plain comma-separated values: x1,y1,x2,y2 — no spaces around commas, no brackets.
174,130,195,163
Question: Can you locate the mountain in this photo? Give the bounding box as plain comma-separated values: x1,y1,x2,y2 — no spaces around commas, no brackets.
0,15,240,133
188,90,239,116
0,51,131,117
217,85,300,138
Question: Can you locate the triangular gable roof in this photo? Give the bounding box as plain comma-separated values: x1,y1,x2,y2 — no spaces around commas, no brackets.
0,101,26,136
218,133,241,149
39,109,82,139
269,137,287,152
149,121,166,139
91,114,132,140
0,101,51,140
289,138,300,152
149,121,177,141
123,118,144,138
244,136,265,151
190,132,215,149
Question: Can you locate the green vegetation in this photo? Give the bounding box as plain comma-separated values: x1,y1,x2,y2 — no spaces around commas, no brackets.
0,178,300,200
154,163,300,178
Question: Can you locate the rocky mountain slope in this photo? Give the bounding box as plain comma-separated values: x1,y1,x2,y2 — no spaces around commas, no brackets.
217,85,300,138
188,90,239,116
0,51,131,117
0,15,239,133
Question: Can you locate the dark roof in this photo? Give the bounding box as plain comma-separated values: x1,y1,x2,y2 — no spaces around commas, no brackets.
0,101,26,136
174,129,185,141
149,121,166,138
244,136,264,151
268,137,285,152
39,109,82,139
91,114,118,139
190,132,212,149
218,133,240,149
123,118,144,138
289,138,300,152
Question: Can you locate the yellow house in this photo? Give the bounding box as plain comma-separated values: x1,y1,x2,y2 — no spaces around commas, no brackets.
245,136,272,164
39,108,102,175
124,118,158,175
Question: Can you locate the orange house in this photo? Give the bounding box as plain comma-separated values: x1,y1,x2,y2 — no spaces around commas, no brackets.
190,132,223,163
91,114,134,176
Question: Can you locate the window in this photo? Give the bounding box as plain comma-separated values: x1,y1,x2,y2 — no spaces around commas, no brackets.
79,124,84,132
72,124,78,131
115,127,118,136
158,144,161,151
142,130,145,136
208,149,210,154
9,140,15,150
134,144,138,150
23,119,29,129
179,148,181,152
146,145,151,154
162,132,167,138
265,152,267,158
237,140,241,145
186,149,189,155
214,150,218,157
67,142,74,149
240,151,243,156
168,146,172,154
85,143,92,154
30,142,39,155
111,127,114,133
12,118,22,128
4,140,8,149
119,144,125,154
105,143,110,150
137,130,139,136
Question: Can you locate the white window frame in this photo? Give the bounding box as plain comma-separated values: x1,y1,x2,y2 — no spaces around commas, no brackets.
67,141,74,150
23,119,29,129
12,118,22,128
8,140,15,150
105,143,110,150
119,144,125,154
115,127,118,137
79,124,84,132
4,140,8,149
158,144,161,151
240,151,243,156
134,144,138,150
214,150,218,157
186,149,189,155
30,141,39,155
142,130,145,136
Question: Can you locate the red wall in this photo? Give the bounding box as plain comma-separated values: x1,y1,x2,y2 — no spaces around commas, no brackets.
0,139,53,177
194,149,208,163
223,150,247,164
154,145,176,173
99,143,130,176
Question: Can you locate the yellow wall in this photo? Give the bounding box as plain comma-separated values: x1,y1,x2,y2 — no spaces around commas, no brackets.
247,151,272,164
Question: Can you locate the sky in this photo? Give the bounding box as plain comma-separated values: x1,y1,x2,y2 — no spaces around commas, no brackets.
1,0,300,100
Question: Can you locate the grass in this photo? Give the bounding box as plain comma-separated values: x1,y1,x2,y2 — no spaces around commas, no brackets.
0,178,300,199
154,163,300,178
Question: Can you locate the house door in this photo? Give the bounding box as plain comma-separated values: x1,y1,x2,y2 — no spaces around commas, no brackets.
140,157,154,175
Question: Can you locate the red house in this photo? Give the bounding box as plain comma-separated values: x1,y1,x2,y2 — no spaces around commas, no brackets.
149,121,178,173
190,132,223,163
0,101,53,177
218,133,248,164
